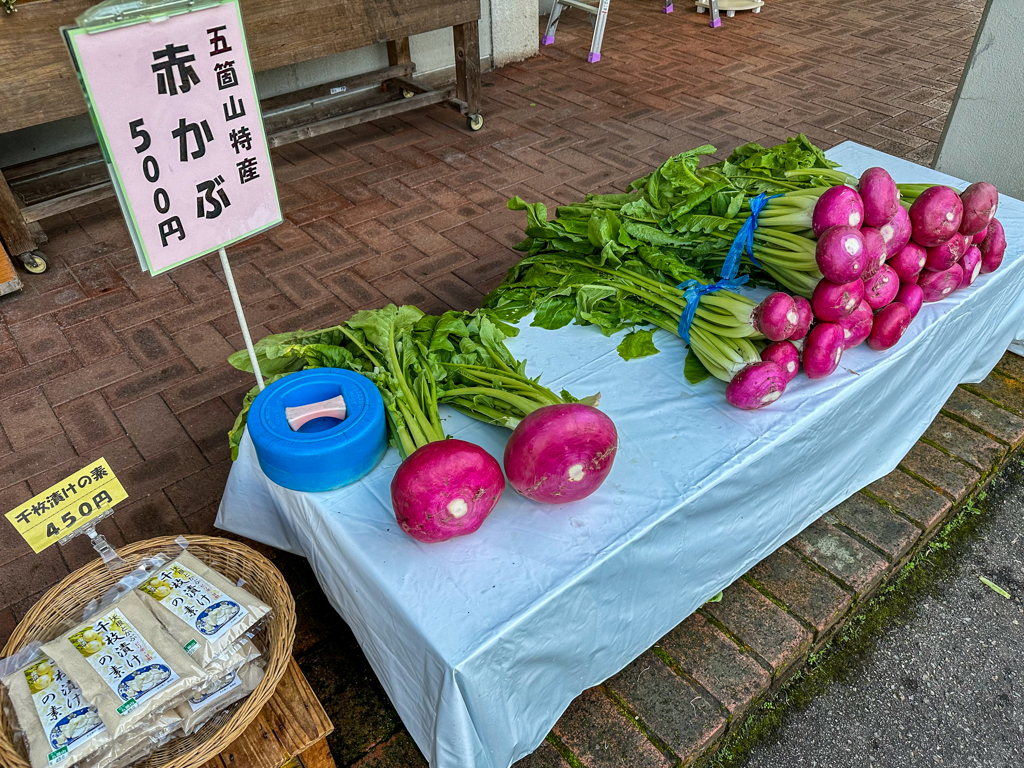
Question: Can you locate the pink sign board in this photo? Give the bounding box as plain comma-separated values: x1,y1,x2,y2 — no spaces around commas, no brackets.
65,1,281,275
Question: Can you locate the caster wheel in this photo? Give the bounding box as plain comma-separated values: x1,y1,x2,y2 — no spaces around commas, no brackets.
696,4,705,11
752,6,760,11
726,9,735,16
402,89,415,99
21,251,48,275
467,113,484,131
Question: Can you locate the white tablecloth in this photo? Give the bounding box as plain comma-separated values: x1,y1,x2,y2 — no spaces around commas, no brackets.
217,143,1024,768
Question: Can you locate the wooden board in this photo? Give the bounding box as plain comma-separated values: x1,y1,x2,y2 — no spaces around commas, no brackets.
201,658,334,768
0,241,22,296
0,0,480,134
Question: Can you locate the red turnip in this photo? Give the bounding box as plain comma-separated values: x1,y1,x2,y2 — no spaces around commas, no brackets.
879,205,912,255
725,362,788,410
867,303,912,350
978,218,1006,274
918,264,964,302
862,265,899,310
860,227,888,279
751,292,799,341
837,301,873,349
908,185,963,247
503,403,618,503
803,323,845,379
895,283,924,319
760,341,800,383
392,440,505,543
887,242,927,283
812,185,864,236
959,246,982,290
816,225,866,283
812,278,864,322
958,181,998,236
788,296,813,340
859,167,900,226
974,225,989,244
924,232,966,272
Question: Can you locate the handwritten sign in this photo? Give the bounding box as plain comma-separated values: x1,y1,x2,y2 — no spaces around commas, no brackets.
64,0,281,275
5,459,128,553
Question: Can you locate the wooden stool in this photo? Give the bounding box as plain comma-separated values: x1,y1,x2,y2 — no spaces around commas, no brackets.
202,658,335,768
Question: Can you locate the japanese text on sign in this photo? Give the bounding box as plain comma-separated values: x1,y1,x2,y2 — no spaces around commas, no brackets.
64,2,280,276
5,458,128,553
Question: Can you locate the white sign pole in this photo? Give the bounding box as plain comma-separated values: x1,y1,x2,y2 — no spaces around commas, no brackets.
219,247,264,391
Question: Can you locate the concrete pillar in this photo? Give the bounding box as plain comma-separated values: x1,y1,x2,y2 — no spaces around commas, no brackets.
934,0,1024,198
491,0,540,67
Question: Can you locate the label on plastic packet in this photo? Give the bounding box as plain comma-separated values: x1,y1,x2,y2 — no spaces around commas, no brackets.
23,657,105,763
68,608,179,712
187,672,241,712
140,563,248,643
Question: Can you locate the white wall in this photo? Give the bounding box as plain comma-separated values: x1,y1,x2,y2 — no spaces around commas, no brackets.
934,0,1024,198
1,0,539,168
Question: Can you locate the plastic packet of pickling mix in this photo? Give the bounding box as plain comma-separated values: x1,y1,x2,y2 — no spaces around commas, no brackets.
176,659,264,736
135,551,270,668
40,590,207,740
0,643,109,768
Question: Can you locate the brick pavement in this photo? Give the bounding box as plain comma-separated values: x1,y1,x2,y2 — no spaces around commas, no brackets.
0,0,987,763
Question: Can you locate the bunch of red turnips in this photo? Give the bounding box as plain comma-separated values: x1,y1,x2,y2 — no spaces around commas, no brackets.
726,171,1005,410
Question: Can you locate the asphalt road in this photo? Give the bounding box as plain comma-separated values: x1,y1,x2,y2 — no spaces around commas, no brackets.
741,456,1024,768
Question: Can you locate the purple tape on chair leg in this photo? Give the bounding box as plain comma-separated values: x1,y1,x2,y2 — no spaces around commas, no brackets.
663,2,673,11
542,34,555,45
587,51,601,63
710,16,722,27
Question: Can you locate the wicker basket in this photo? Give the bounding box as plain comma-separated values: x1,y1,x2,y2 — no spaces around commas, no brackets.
0,536,296,768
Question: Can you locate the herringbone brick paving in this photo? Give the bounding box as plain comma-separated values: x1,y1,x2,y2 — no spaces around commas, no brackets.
0,0,987,763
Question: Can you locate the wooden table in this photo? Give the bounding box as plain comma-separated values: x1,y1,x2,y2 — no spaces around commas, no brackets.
203,658,335,768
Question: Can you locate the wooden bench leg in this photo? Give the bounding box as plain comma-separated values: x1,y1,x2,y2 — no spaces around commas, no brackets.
0,168,36,258
453,20,481,119
387,37,411,67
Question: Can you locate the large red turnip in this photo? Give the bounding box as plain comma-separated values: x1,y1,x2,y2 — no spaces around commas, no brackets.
812,185,864,236
959,246,982,290
751,292,799,341
859,167,900,226
879,205,912,255
958,182,998,236
895,283,924,319
888,242,927,283
725,362,788,410
392,440,505,543
760,341,800,383
816,226,866,283
812,278,864,322
909,186,963,247
978,218,1006,274
862,265,899,310
803,323,845,379
860,227,888,279
924,232,966,272
836,301,874,349
867,303,912,350
918,264,964,302
503,403,617,503
788,296,813,340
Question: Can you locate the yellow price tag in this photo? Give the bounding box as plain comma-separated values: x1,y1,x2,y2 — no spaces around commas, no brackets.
5,458,128,553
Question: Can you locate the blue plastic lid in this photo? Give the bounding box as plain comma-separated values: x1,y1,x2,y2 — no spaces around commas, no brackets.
247,368,387,493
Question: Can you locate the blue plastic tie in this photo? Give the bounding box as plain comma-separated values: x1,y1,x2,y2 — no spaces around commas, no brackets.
676,275,749,344
721,193,783,279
